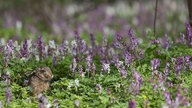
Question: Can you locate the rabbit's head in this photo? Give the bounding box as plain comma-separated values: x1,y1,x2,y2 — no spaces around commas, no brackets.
34,67,53,82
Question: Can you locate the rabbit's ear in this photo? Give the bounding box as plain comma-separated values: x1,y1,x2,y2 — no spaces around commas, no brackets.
25,70,35,77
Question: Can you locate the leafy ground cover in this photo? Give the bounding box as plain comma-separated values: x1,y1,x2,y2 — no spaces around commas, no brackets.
0,24,192,108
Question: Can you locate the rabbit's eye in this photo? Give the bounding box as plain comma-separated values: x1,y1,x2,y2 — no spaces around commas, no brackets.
40,70,46,73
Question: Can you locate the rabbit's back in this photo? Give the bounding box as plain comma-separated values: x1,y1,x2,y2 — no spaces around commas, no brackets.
30,75,50,96
27,67,53,96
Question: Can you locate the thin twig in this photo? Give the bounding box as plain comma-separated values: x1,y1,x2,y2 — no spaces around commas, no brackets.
154,0,159,37
188,0,192,26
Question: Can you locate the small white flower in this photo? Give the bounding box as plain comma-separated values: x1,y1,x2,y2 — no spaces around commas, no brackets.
13,41,19,51
118,61,124,66
104,63,110,74
80,72,86,77
67,81,73,89
100,73,104,77
16,20,22,33
161,104,169,108
45,103,51,108
74,99,80,107
35,55,40,61
116,83,120,88
49,40,56,49
20,57,28,62
74,79,79,87
82,40,86,45
0,38,6,45
45,46,48,56
37,93,43,99
71,40,77,47
116,60,124,69
6,71,10,77
27,39,32,49
105,6,115,16
66,4,78,15
64,40,69,46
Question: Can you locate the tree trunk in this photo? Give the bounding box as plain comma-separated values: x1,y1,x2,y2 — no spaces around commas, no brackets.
188,0,192,26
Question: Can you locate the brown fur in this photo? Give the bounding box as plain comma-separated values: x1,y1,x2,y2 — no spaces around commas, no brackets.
28,67,53,96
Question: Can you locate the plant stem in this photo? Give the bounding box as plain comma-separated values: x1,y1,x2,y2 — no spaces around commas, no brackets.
188,0,192,26
154,0,159,37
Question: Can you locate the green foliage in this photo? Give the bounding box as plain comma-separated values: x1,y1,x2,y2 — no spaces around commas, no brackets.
1,32,192,107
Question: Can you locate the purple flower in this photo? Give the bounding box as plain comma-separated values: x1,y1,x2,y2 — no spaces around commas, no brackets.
101,63,110,74
185,55,191,69
185,22,192,45
7,40,13,49
71,40,78,56
74,31,80,42
38,103,44,108
151,83,157,92
58,44,64,55
112,38,122,48
163,63,169,78
98,45,107,63
132,71,142,84
37,94,50,108
70,57,77,75
185,55,190,63
176,56,183,65
138,49,143,58
180,33,186,44
53,99,59,108
5,87,11,106
52,55,57,66
129,69,142,95
166,81,173,88
124,52,132,66
115,33,123,42
4,43,13,66
175,92,190,107
22,39,28,53
119,67,127,79
174,56,183,74
48,40,56,56
91,63,96,76
128,99,136,108
128,29,138,50
2,71,11,86
150,58,160,71
163,91,171,105
78,65,83,76
151,39,159,44
79,40,86,53
19,38,29,58
161,34,169,50
89,33,95,48
85,55,92,72
102,35,107,47
96,84,101,91
37,36,45,59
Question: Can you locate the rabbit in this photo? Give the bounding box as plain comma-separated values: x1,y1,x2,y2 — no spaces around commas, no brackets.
26,67,53,96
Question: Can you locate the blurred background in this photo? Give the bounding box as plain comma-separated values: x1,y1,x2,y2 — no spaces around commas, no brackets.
0,0,188,41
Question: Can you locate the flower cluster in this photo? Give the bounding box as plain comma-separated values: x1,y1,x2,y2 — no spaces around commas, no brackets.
37,94,51,108
174,56,183,75
163,91,190,107
185,23,192,46
128,69,142,95
128,99,136,108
